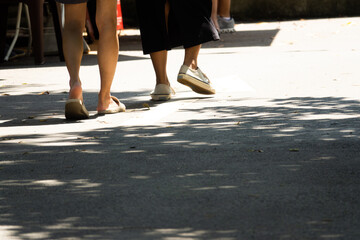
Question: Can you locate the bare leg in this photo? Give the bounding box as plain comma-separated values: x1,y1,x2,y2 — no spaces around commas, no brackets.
211,0,220,31
62,3,87,101
150,50,170,86
184,45,201,70
218,0,231,18
149,0,170,86
95,0,119,111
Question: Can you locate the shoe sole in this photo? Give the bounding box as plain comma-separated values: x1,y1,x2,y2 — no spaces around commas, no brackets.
151,94,171,101
98,103,126,114
178,74,215,95
220,28,235,33
65,99,89,120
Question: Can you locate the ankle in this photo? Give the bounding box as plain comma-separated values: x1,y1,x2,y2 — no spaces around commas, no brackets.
219,15,231,20
98,91,111,101
69,78,81,88
156,77,170,86
68,81,83,100
183,61,198,70
185,63,198,70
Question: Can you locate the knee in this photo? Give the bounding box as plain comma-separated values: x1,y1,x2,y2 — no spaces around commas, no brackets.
64,20,84,36
96,15,117,35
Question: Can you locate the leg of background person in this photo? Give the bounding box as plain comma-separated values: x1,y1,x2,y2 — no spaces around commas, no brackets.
149,0,171,86
218,0,231,18
211,0,220,31
95,0,119,111
63,3,87,101
184,45,201,70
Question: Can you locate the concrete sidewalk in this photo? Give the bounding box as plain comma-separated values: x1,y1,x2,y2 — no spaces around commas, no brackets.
0,18,360,240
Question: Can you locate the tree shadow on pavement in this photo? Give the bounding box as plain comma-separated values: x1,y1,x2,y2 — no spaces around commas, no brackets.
0,96,360,239
1,27,278,69
0,91,145,127
0,91,213,127
118,29,280,52
0,53,148,70
203,29,280,49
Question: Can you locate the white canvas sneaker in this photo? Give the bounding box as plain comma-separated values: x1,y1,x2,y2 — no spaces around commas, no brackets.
177,65,215,95
150,84,175,101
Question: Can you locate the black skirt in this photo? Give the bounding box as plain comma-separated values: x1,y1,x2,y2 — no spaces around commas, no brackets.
136,0,219,54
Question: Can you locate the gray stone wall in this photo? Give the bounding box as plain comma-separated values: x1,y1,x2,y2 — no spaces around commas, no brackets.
120,0,360,27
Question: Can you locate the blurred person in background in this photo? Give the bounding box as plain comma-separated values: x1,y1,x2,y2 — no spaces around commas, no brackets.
212,0,235,33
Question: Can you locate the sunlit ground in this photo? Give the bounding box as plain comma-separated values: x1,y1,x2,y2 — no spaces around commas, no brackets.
0,17,360,240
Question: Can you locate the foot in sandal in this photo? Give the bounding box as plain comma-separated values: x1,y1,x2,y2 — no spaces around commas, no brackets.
65,81,89,120
97,96,126,115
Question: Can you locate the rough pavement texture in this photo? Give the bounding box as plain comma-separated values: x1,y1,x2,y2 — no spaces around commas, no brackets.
0,18,360,239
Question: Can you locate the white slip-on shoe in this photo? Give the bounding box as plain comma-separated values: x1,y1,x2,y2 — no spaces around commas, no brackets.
150,84,175,101
97,96,126,115
177,65,215,95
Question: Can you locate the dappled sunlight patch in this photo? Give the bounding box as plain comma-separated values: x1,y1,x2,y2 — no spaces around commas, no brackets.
162,140,191,145
130,175,151,180
121,149,146,154
280,126,304,132
0,119,13,124
45,217,81,230
123,133,147,138
0,179,64,188
72,149,106,154
0,134,101,148
32,180,66,187
19,231,51,239
251,125,281,130
38,141,99,147
248,112,284,117
153,132,175,138
191,142,221,146
271,133,295,138
0,160,34,166
218,186,238,189
339,129,357,138
189,185,238,191
176,170,229,179
309,156,335,161
295,113,360,121
0,179,102,195
66,179,102,197
71,179,102,189
176,173,204,178
145,228,237,239
319,138,337,141
45,222,72,230
0,225,22,240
